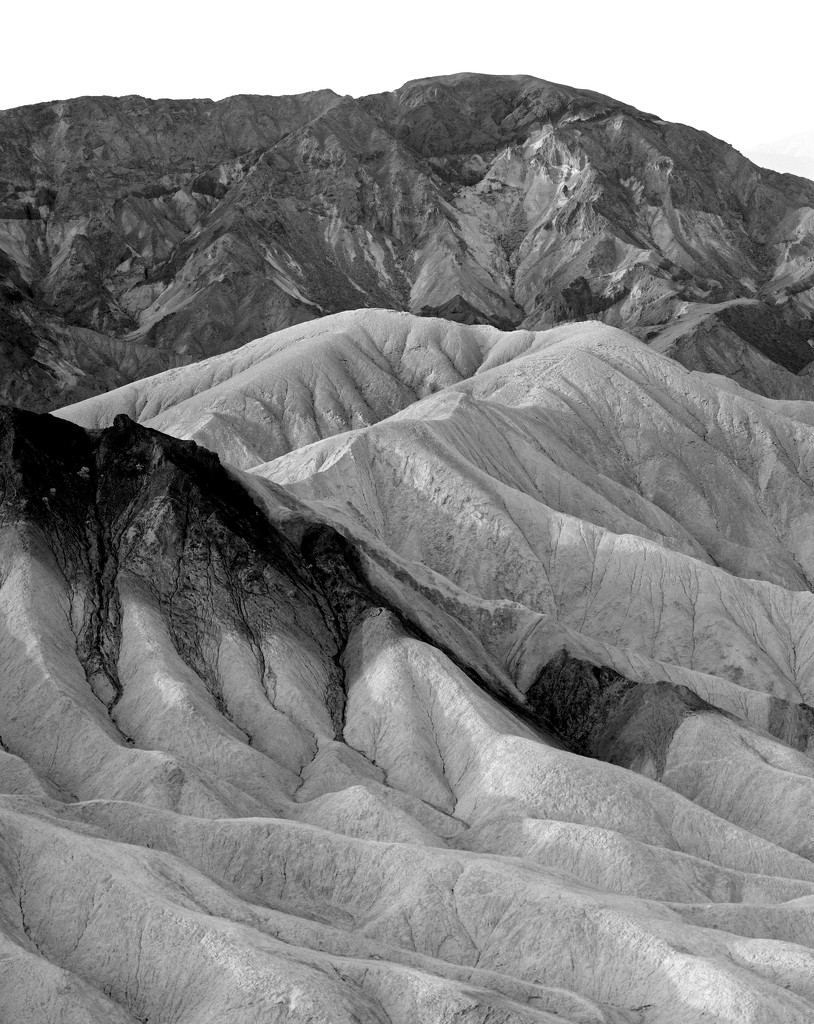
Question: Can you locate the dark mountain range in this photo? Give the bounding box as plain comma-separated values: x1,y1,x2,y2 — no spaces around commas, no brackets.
2,72,814,409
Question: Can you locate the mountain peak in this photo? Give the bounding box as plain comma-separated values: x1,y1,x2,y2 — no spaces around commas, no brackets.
1,72,813,414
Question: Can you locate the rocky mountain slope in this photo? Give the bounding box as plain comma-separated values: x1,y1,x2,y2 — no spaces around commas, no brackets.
2,312,814,1021
3,74,814,409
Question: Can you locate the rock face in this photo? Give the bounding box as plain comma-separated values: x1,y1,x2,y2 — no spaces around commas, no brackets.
3,73,814,409
3,313,814,1020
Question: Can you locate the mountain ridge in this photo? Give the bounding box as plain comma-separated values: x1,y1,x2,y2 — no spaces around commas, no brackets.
3,72,814,409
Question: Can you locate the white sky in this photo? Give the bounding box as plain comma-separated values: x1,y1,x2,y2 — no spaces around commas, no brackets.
4,0,811,156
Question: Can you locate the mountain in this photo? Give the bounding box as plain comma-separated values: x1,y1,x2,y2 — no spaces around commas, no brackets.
7,73,814,1022
748,129,814,181
2,312,814,1021
3,73,814,410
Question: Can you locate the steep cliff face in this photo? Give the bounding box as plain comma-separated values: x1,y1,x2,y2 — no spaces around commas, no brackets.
3,73,814,409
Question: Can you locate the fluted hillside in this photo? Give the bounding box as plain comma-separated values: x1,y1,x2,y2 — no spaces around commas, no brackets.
1,314,813,1021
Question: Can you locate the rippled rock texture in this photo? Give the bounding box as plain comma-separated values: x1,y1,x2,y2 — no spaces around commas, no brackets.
3,313,814,1020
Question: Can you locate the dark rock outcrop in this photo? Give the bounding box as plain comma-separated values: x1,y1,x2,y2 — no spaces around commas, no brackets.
0,406,356,747
525,649,814,779
525,650,722,776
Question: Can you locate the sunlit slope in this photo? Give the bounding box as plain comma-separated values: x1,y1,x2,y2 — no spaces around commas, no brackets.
5,407,814,1021
262,318,814,588
244,321,814,743
58,310,517,466
61,310,814,708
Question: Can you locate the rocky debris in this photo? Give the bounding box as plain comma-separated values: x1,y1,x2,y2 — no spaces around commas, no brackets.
3,74,814,408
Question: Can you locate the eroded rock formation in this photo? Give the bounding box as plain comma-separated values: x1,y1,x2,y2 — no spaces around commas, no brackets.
3,74,814,409
3,313,814,1020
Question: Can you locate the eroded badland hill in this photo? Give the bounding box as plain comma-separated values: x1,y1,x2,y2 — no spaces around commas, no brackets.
4,75,814,1023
